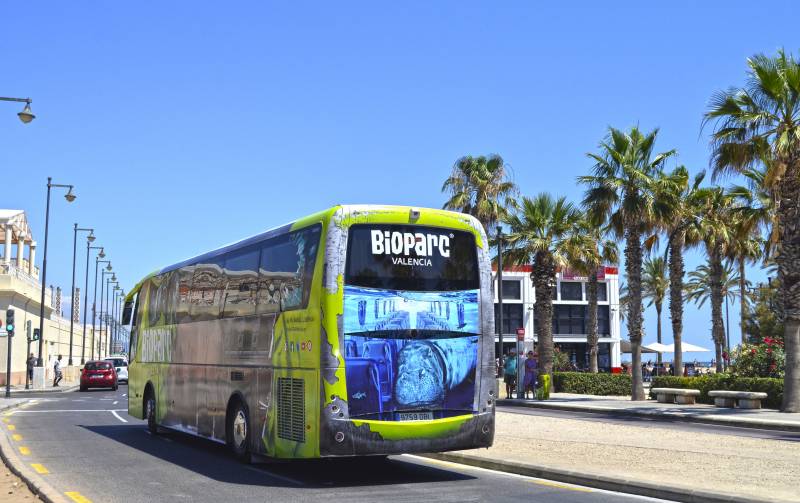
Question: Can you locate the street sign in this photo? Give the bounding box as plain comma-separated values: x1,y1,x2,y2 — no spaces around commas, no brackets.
516,327,525,341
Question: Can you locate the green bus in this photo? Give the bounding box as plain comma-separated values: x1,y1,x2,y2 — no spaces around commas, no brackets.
122,205,495,460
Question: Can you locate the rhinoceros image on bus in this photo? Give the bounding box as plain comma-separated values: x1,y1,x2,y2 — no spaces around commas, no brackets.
122,205,495,461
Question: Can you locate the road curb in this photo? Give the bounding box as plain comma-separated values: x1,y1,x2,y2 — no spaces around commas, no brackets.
420,452,792,503
496,399,800,433
7,384,80,395
0,400,69,503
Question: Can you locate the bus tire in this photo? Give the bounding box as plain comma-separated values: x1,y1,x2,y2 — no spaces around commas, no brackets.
226,399,251,463
145,388,158,435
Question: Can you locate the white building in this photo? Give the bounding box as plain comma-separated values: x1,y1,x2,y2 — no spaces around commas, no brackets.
493,265,622,372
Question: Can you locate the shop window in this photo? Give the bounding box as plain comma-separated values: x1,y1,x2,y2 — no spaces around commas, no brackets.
494,303,524,335
597,282,607,302
560,281,583,301
501,280,521,300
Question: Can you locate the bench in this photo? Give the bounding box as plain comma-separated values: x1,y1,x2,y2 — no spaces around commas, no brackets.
708,390,768,409
651,388,701,404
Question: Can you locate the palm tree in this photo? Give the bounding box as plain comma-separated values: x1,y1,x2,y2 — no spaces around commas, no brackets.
579,126,676,401
642,257,669,365
725,217,765,346
442,154,518,237
571,218,619,372
649,166,704,375
504,193,582,378
694,187,736,372
728,168,775,346
703,49,800,411
686,261,745,361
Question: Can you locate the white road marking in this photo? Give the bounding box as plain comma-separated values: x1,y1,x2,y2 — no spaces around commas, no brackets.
401,455,676,502
72,399,86,402
244,465,304,486
122,394,127,397
113,401,118,405
111,410,128,423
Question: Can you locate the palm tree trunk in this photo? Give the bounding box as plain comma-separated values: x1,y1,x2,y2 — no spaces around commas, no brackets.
533,252,556,379
625,219,645,400
668,231,685,377
656,304,662,366
779,157,800,412
739,258,747,346
587,267,599,373
709,248,725,373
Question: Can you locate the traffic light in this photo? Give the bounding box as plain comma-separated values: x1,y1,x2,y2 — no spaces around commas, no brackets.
32,328,40,341
5,309,14,337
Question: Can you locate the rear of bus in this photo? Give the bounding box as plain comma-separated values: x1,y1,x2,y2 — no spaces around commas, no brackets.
319,206,496,456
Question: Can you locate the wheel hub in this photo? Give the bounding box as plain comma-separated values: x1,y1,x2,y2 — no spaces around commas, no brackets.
233,410,247,447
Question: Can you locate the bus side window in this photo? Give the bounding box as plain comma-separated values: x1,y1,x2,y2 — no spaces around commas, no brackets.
257,224,321,313
221,248,259,318
176,266,194,324
189,258,225,321
146,277,162,327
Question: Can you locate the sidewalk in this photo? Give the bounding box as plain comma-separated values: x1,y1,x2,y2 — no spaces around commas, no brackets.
3,380,80,396
427,407,800,503
497,392,800,432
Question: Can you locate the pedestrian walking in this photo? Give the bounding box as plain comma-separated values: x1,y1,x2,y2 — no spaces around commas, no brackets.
645,361,654,382
522,351,538,399
53,355,63,387
26,353,36,383
503,350,517,399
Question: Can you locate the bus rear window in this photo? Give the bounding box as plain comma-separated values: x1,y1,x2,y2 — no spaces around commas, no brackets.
345,224,479,291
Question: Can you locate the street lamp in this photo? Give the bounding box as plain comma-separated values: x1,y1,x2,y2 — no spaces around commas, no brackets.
82,245,104,364
37,177,76,366
100,269,114,358
92,259,110,360
496,226,505,375
112,286,122,354
0,96,35,124
69,224,94,366
105,277,118,357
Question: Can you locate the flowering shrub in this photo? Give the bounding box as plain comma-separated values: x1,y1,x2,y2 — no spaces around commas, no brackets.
729,337,785,378
553,347,576,371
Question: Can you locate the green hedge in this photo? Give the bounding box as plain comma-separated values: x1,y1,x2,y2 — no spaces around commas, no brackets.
553,372,632,396
650,374,783,409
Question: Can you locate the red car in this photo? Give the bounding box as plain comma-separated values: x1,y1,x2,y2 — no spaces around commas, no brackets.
80,360,118,391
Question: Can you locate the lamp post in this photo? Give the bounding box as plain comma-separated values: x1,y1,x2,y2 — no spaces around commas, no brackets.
69,224,94,366
37,177,76,366
93,259,111,360
0,96,35,123
82,246,104,364
112,286,121,354
100,270,113,358
496,226,505,376
106,278,118,356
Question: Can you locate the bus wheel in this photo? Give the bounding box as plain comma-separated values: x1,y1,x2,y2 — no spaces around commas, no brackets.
145,390,158,435
227,400,251,463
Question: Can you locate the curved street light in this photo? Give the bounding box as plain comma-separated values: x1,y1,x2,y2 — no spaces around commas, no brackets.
69,224,94,365
82,245,104,364
37,177,76,366
0,96,35,124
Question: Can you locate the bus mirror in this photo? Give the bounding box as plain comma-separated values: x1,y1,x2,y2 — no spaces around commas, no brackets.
122,301,133,325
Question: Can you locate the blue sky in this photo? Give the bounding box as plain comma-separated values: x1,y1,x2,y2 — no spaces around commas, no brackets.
2,1,797,358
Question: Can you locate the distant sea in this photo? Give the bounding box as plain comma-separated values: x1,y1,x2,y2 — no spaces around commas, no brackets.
622,352,714,366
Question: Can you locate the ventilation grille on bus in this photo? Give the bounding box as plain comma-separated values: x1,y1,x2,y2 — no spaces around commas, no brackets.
277,377,306,443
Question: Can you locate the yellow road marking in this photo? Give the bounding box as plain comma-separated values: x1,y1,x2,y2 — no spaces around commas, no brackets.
530,480,593,493
66,492,92,503
31,463,49,474
1,418,9,423
7,424,15,431
19,446,30,455
11,434,22,441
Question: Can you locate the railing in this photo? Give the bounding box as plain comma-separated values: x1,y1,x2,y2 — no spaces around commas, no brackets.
1,262,52,305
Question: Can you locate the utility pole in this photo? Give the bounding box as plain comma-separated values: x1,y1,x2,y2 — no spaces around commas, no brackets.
496,226,505,379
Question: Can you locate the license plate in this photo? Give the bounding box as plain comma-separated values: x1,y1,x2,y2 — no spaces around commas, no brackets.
90,375,103,379
398,412,433,421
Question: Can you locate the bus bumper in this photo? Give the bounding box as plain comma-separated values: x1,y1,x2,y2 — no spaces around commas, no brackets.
319,411,495,457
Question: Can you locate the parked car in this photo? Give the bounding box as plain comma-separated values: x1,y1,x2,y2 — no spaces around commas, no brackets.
105,357,128,384
80,360,118,391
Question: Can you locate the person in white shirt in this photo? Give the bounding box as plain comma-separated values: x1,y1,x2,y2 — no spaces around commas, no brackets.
53,355,63,387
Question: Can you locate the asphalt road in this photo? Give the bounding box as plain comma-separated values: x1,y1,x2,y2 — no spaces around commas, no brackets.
2,388,677,503
496,405,800,442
